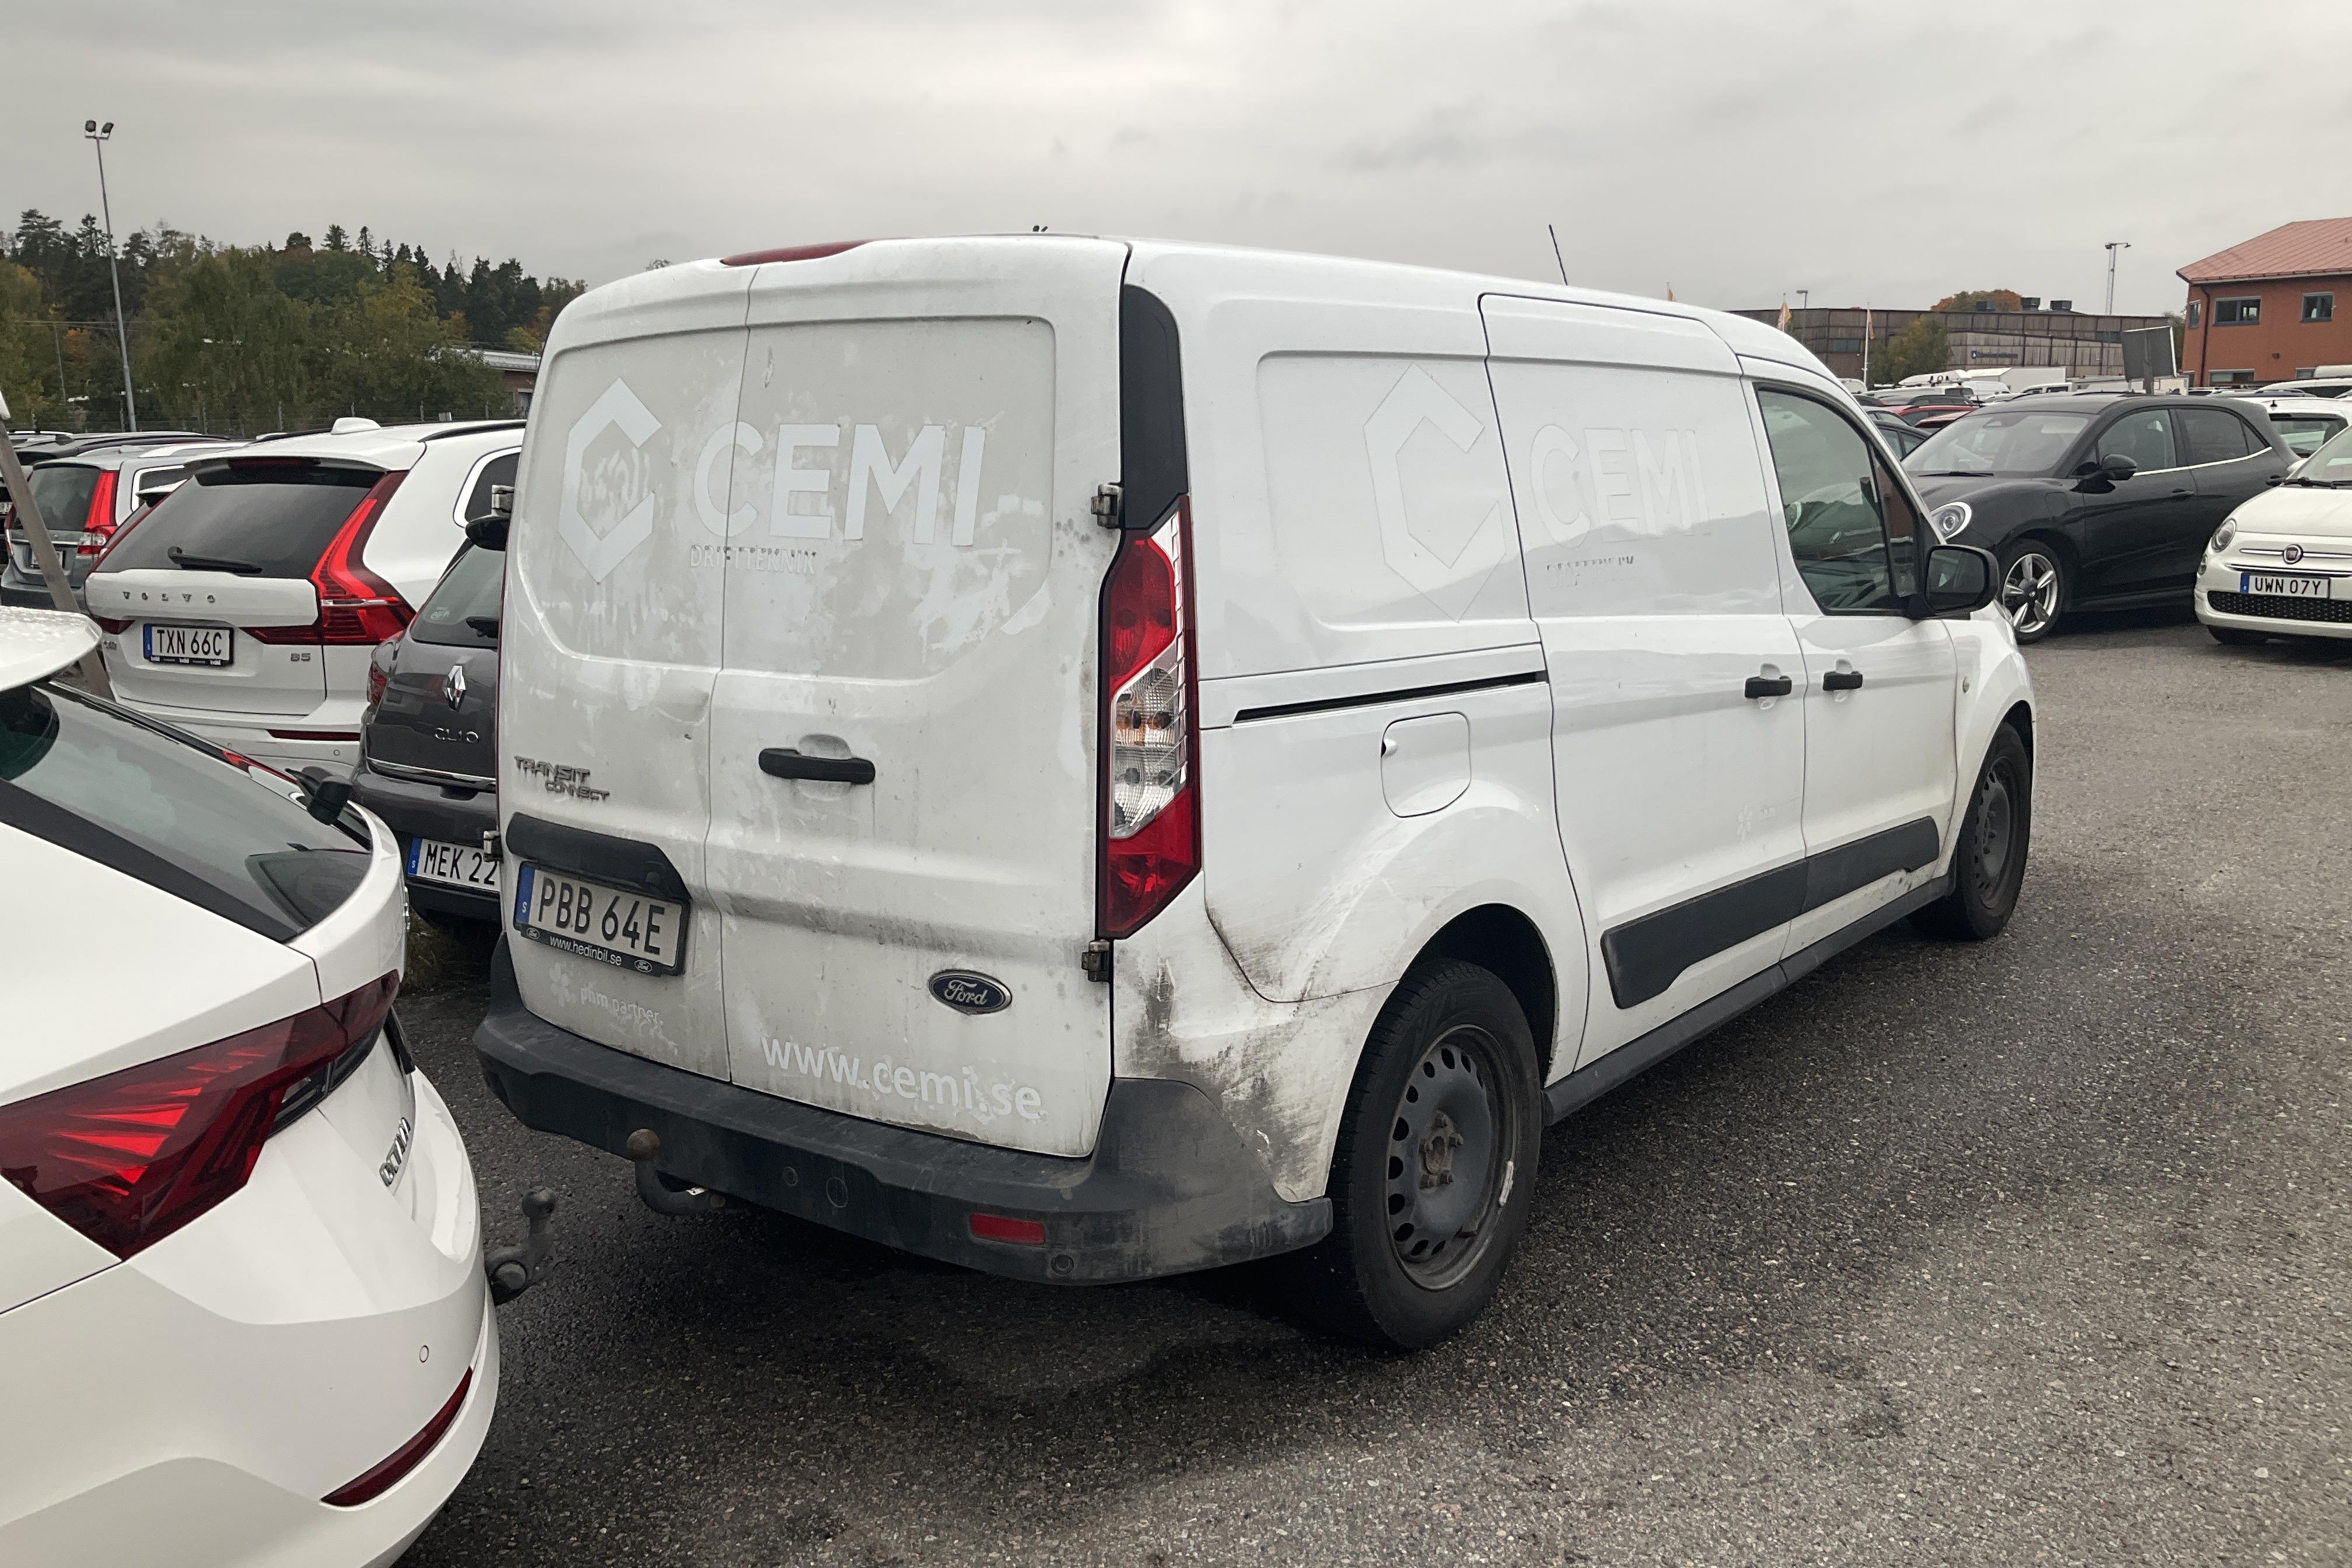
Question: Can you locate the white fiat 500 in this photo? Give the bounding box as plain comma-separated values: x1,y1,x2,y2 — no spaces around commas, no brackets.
0,607,496,1566
475,237,2034,1348
2198,421,2352,645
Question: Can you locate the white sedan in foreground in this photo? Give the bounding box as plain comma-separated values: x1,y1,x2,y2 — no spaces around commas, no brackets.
0,606,496,1566
2197,422,2352,646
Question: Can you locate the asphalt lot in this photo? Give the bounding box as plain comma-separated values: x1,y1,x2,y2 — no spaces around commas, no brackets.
401,611,2352,1568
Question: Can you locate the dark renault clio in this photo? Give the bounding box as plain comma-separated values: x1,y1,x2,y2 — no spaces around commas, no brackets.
353,540,502,921
1903,393,2291,641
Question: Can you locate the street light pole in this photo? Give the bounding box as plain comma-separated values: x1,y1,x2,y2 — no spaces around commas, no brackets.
2104,240,2132,317
83,119,136,433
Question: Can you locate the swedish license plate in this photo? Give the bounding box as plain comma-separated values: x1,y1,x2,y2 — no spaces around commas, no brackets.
513,863,684,975
144,623,234,665
406,837,501,891
2241,572,2332,598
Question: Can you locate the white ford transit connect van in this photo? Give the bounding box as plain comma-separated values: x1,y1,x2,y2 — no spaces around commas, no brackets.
474,237,2033,1346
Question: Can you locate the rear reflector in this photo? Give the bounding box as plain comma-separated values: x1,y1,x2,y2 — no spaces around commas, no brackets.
323,1367,473,1507
0,975,397,1258
968,1212,1046,1246
719,240,871,267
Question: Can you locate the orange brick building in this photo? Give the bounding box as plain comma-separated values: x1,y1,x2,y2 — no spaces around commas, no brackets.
2179,217,2352,387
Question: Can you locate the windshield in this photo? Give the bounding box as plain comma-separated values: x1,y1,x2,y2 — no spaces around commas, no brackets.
0,681,370,939
407,544,503,648
103,461,379,578
1906,409,2090,477
2293,424,2352,485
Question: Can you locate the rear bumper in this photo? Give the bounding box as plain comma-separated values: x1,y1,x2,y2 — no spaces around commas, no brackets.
473,940,1329,1284
105,697,365,776
351,760,502,921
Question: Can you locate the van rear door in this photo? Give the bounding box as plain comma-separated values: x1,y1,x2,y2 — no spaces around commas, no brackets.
498,262,754,1081
704,237,1125,1158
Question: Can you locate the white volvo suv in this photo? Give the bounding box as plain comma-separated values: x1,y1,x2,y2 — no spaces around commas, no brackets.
83,421,521,778
471,237,2035,1347
0,607,497,1564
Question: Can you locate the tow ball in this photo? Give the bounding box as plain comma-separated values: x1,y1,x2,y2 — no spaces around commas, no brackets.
483,1188,557,1305
626,1129,727,1217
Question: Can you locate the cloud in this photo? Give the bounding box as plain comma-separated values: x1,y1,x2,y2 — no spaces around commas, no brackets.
8,0,2349,316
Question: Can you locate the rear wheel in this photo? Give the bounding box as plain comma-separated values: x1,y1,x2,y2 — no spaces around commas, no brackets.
1913,724,2032,942
1280,960,1541,1349
1998,542,2064,643
2208,625,2267,647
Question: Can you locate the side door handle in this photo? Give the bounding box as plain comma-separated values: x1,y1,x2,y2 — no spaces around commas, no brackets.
1822,670,1864,692
1744,674,1794,699
2168,487,2193,499
759,748,876,785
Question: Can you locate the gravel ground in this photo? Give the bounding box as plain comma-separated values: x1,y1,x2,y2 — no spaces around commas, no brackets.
400,611,2352,1567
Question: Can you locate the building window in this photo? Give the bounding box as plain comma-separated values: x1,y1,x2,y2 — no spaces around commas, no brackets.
2214,297,2261,326
2209,369,2257,386
2305,293,2335,323
2186,300,2202,328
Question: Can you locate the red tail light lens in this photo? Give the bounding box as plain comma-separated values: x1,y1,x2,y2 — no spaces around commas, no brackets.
92,500,152,567
250,471,414,647
73,469,120,557
1100,499,1200,939
0,975,398,1259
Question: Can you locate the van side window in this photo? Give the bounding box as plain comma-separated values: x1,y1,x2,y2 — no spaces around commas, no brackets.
1756,389,1905,614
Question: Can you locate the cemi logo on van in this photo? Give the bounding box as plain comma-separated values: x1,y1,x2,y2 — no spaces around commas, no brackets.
928,971,1012,1015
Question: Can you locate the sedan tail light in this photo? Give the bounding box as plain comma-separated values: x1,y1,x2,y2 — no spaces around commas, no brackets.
1098,499,1200,939
0,975,397,1259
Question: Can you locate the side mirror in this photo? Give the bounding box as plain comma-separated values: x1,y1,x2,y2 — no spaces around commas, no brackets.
2099,452,2137,481
1922,544,1999,617
466,487,513,551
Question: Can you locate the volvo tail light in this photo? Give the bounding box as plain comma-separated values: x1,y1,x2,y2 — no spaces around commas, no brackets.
1098,499,1200,939
250,470,413,647
0,975,397,1258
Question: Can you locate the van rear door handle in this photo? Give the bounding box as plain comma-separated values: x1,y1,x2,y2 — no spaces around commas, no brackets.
1744,674,1794,699
759,748,876,785
1822,670,1865,691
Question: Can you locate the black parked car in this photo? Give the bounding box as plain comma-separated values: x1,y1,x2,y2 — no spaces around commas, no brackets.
1868,408,1930,459
354,542,502,921
1903,393,2292,642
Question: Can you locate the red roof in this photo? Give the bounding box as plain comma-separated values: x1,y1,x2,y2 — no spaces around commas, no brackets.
2179,218,2352,284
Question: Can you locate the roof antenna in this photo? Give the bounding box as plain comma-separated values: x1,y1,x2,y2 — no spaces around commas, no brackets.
1546,224,1569,286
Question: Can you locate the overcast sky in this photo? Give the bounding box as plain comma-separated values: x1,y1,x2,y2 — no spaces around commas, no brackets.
10,0,2348,317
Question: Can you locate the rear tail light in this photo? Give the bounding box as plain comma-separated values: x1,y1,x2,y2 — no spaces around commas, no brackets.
0,974,397,1259
1098,499,1200,939
250,471,414,647
72,468,119,558
91,500,153,567
365,635,400,711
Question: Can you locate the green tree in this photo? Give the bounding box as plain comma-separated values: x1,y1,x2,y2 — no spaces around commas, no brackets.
1875,316,1950,383
316,264,503,419
0,261,63,426
141,246,314,432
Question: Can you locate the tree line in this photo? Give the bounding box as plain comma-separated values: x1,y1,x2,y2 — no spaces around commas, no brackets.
0,212,585,435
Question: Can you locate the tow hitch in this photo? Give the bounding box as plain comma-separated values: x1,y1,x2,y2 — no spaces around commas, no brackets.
627,1129,726,1217
484,1188,557,1304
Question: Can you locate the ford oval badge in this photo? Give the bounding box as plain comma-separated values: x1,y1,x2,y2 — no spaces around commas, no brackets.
929,971,1011,1014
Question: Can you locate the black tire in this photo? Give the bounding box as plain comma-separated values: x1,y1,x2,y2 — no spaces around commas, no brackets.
1279,960,1541,1349
1913,724,2032,942
1997,541,2066,644
2208,625,2267,647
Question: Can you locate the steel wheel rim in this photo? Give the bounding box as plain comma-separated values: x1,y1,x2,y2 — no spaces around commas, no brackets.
1972,760,2017,899
2002,552,2059,636
1385,1026,1513,1292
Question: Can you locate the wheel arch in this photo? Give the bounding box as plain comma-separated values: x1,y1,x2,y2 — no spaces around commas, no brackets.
1415,903,1560,1083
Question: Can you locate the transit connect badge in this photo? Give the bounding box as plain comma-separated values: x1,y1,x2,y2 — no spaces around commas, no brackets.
928,971,1012,1015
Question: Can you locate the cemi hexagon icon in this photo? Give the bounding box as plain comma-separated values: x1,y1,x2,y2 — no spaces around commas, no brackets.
1362,365,1511,623
561,379,663,582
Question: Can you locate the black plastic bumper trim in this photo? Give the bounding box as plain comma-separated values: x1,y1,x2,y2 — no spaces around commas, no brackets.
472,940,1329,1283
